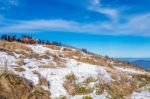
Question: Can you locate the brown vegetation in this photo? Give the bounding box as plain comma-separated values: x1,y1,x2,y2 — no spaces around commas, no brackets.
83,77,95,84
96,80,138,99
15,67,25,72
47,45,61,50
16,58,25,66
52,55,66,67
62,47,72,51
38,76,49,87
64,73,93,96
82,96,93,99
132,74,150,88
39,63,56,68
63,50,82,59
0,70,50,99
0,41,32,53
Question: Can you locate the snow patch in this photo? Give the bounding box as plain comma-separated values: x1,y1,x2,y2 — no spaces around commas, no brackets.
0,52,17,67
131,91,150,99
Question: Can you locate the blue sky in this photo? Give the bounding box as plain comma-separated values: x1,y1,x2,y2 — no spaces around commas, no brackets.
0,0,150,58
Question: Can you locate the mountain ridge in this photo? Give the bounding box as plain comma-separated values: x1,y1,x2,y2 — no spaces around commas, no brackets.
118,58,150,69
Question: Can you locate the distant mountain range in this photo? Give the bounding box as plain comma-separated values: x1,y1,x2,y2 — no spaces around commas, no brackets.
118,58,150,69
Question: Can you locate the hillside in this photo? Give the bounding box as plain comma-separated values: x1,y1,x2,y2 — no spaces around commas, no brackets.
0,40,150,99
118,58,150,70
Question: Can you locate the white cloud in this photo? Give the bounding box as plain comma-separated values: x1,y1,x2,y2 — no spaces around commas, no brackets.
117,13,150,35
86,0,119,21
90,6,118,19
0,19,111,33
0,13,150,36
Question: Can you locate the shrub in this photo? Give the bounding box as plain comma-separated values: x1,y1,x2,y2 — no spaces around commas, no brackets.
65,73,77,83
83,77,95,84
75,84,93,95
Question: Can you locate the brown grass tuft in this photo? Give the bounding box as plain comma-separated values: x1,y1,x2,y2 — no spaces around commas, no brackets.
83,77,95,84
83,96,93,99
64,73,93,95
28,87,50,99
0,70,51,99
38,76,49,87
15,67,25,72
39,63,56,68
47,45,61,50
62,47,72,51
96,80,138,99
16,58,25,66
65,73,77,83
53,55,66,67
0,41,31,53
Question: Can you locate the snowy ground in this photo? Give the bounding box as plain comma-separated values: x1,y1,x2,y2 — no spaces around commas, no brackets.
0,44,150,99
114,66,150,75
131,91,150,99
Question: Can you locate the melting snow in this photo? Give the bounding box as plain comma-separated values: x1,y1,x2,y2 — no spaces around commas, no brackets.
36,59,111,98
0,52,17,67
114,66,150,75
0,44,149,99
131,91,150,99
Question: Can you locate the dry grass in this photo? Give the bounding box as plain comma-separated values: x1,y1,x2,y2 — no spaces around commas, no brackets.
32,71,49,87
96,80,138,99
112,60,145,71
16,58,25,66
0,41,31,52
62,47,72,51
76,56,108,66
28,87,50,99
82,96,93,99
47,45,61,50
74,84,93,95
63,50,110,66
65,73,77,83
0,70,50,99
64,73,93,95
132,74,150,88
39,63,56,68
83,77,95,84
61,48,110,67
15,67,25,72
63,73,77,95
53,55,66,67
63,50,82,58
63,80,76,95
0,41,42,60
58,95,67,99
38,76,48,87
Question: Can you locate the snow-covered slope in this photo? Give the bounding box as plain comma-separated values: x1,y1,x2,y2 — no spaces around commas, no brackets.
0,41,150,99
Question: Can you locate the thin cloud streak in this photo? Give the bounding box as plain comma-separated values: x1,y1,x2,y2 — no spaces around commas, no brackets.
0,13,150,36
89,0,119,20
